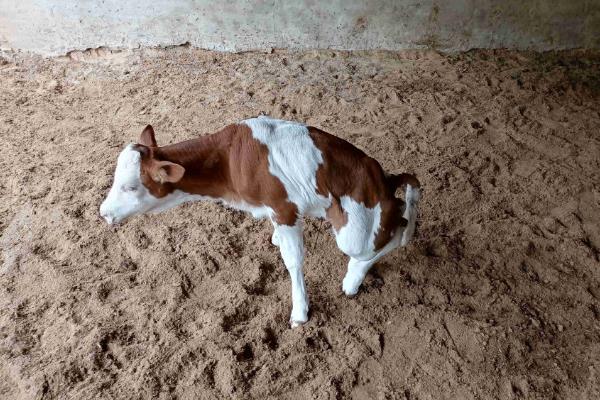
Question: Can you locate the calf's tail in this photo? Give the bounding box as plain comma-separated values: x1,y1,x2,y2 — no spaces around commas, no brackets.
387,173,421,246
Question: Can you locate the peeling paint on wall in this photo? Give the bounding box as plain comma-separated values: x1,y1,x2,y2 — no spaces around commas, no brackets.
0,0,598,56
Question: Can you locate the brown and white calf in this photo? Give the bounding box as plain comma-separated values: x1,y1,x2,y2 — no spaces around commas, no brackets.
100,116,420,327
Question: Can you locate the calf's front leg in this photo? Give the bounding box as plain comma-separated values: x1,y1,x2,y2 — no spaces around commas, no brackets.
273,221,308,327
271,230,280,246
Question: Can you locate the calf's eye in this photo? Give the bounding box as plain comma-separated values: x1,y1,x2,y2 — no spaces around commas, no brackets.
122,185,138,192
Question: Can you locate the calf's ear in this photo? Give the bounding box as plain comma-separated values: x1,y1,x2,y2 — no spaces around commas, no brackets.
150,160,185,184
139,125,157,147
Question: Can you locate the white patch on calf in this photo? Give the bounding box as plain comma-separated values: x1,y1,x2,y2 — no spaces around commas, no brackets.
243,116,331,218
334,196,382,261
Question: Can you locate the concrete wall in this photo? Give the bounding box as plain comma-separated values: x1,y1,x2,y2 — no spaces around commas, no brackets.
1,0,599,56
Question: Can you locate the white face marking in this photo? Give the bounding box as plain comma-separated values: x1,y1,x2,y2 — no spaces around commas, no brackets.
243,117,331,217
100,145,153,224
99,144,199,224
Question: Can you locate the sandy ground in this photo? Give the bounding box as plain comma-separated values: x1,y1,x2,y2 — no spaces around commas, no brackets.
0,47,599,400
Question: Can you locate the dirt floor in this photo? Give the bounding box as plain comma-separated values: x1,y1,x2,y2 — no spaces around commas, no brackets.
0,47,599,400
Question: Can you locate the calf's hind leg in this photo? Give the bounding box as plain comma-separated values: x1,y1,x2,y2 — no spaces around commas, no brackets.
341,184,421,296
342,233,402,296
329,197,401,296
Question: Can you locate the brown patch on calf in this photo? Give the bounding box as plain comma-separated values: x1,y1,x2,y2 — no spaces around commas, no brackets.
373,199,407,250
134,124,298,226
326,196,348,232
227,125,298,225
308,127,390,208
308,126,410,250
136,148,180,198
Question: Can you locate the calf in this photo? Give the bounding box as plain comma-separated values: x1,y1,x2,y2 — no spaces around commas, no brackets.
100,116,420,327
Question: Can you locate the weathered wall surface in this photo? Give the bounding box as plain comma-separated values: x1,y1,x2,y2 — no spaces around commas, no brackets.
1,0,599,56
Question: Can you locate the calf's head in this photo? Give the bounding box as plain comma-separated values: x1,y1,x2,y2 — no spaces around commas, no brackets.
99,125,185,225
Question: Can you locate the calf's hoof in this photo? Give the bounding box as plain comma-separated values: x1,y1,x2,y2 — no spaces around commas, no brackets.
342,275,361,297
289,309,308,328
290,319,307,328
